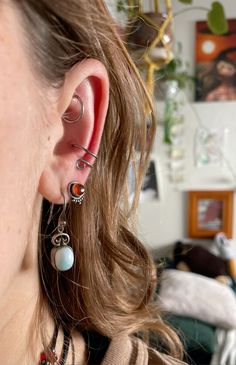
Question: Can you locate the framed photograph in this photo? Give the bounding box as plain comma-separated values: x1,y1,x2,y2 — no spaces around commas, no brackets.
188,191,233,238
195,19,236,101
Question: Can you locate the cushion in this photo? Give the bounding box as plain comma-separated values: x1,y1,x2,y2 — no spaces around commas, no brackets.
173,241,228,278
158,269,236,329
165,314,216,354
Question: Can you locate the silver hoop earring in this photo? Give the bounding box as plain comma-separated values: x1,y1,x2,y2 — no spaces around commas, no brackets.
76,158,94,171
63,95,84,124
72,144,98,170
72,144,98,159
50,191,74,271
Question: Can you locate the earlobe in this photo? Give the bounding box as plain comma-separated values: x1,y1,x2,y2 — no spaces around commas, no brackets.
38,59,109,205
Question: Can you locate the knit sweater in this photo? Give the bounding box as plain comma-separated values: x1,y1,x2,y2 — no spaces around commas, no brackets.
100,334,186,365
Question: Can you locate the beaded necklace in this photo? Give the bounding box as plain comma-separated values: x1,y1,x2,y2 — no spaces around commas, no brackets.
39,324,71,365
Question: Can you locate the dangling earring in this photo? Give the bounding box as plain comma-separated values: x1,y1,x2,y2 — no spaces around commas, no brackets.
50,191,74,272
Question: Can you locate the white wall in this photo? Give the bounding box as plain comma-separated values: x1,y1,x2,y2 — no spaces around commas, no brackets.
138,0,236,253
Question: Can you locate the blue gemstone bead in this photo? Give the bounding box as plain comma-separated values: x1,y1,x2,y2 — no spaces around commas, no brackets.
51,246,74,271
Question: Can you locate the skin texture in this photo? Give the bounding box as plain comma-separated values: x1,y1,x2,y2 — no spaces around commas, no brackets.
0,2,109,363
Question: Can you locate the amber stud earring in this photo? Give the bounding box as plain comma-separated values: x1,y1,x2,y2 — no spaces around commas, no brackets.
68,182,85,204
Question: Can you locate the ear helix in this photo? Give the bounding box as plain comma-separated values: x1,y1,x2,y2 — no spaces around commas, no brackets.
63,96,97,170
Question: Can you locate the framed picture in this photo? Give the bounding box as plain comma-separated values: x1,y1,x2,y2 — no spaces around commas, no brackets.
188,191,234,238
195,19,236,101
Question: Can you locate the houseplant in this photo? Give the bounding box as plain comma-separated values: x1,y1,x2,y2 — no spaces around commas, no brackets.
117,1,228,36
116,1,227,96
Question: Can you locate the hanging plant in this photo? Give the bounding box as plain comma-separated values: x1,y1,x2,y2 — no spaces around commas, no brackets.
175,1,228,35
115,0,227,97
117,1,228,36
155,42,195,90
127,12,173,63
116,0,175,95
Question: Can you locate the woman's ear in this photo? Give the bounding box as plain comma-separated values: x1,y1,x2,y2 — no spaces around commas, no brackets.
38,59,109,204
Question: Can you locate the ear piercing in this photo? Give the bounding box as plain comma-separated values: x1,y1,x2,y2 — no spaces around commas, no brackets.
67,182,85,204
72,143,98,171
76,158,94,170
62,96,97,170
48,181,86,271
47,91,98,271
48,182,85,272
63,95,84,124
50,191,75,271
72,144,97,159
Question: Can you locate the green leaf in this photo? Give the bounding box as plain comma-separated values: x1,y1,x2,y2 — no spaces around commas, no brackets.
166,59,178,73
207,2,228,35
177,0,193,4
117,0,126,12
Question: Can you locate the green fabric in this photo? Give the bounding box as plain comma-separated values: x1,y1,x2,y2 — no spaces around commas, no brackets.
164,315,216,354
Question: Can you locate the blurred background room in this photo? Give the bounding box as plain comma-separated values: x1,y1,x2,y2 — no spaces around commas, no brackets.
107,1,236,364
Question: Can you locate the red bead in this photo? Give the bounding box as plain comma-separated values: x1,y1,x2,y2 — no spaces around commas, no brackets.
40,352,47,361
39,348,58,364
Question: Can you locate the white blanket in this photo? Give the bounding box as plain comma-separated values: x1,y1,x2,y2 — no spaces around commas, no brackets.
158,269,236,329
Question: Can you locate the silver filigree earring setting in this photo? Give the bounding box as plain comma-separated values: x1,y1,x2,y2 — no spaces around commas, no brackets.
48,191,74,271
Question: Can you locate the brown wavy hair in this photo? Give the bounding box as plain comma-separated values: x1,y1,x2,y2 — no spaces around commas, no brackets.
14,0,183,359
